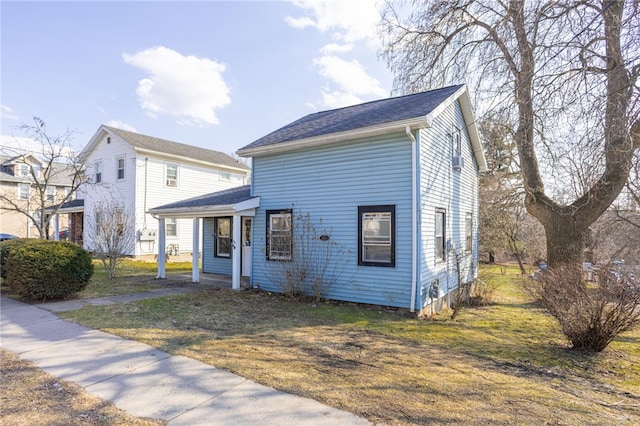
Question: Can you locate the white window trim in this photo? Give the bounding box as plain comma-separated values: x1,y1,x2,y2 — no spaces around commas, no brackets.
116,157,125,180
166,163,178,187
95,161,103,183
18,183,30,200
215,217,232,258
266,210,292,261
435,208,446,263
166,218,178,237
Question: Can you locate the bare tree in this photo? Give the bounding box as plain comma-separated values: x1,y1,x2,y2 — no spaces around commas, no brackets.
0,117,86,238
85,199,135,279
263,209,351,301
382,0,640,268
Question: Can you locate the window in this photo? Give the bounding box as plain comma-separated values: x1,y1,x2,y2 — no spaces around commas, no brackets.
465,213,473,253
95,162,102,183
452,127,462,156
358,205,395,267
46,186,55,201
215,217,232,258
166,218,177,237
435,208,446,262
266,210,292,260
18,164,29,177
117,158,125,180
220,171,231,181
18,183,30,200
95,211,102,233
166,164,178,187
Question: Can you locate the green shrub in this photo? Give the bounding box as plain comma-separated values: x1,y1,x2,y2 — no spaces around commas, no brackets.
1,238,28,280
3,239,94,300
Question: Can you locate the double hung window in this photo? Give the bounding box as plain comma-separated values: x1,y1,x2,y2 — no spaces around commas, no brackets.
215,217,232,258
166,164,178,187
117,158,125,180
358,205,395,267
166,218,177,237
435,209,446,262
266,210,292,260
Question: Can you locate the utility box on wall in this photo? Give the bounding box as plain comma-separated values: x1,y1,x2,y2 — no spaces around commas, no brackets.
139,228,157,241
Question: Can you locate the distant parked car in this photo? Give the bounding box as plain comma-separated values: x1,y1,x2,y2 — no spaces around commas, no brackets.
58,229,69,240
0,233,18,241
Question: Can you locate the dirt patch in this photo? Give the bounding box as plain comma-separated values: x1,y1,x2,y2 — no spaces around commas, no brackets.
0,349,164,426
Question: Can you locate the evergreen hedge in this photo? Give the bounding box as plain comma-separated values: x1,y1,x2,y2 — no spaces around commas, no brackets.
2,239,93,300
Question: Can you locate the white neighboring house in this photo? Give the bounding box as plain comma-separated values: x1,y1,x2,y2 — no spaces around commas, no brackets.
75,125,250,257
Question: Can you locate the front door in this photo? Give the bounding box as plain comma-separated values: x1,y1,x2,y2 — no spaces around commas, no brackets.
241,217,252,276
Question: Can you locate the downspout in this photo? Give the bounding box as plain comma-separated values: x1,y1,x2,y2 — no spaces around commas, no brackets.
406,126,417,313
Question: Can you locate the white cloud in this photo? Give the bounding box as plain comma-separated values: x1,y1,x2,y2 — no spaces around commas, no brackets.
106,120,136,132
286,0,382,47
314,55,388,108
1,105,19,121
287,1,389,109
0,134,75,158
123,46,231,126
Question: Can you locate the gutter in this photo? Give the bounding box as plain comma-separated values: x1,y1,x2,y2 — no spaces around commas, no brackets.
406,126,418,313
237,117,431,158
134,148,250,174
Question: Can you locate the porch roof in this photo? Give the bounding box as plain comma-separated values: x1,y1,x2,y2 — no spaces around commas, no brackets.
148,185,259,218
45,198,84,214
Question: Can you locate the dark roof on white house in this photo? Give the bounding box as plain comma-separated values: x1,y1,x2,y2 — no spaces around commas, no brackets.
0,155,75,186
149,185,252,212
239,85,463,152
45,198,84,213
102,126,250,171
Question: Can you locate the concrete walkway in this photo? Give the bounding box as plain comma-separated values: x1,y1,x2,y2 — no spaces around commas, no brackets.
0,293,371,425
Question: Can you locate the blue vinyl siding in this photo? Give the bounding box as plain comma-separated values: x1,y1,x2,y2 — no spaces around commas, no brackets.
202,218,233,274
417,100,479,309
250,135,414,308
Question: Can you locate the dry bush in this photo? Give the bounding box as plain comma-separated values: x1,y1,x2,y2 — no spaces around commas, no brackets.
525,264,640,352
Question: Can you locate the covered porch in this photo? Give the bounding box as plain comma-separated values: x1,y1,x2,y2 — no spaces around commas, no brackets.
147,185,259,290
47,199,84,244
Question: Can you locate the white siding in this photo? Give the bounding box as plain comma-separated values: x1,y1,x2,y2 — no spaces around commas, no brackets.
82,130,249,256
82,133,137,254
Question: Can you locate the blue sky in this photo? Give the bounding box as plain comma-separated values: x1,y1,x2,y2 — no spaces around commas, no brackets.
1,0,393,156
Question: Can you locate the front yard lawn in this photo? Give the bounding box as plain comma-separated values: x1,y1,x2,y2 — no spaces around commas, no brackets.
60,265,640,425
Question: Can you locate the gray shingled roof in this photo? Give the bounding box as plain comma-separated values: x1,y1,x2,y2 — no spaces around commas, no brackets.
104,126,250,171
45,198,84,213
149,185,252,212
239,85,463,151
0,155,75,186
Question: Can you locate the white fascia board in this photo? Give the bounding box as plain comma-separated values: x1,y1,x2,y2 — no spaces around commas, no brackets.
233,197,260,212
148,198,260,219
134,148,250,174
79,126,110,162
439,85,488,172
237,117,430,158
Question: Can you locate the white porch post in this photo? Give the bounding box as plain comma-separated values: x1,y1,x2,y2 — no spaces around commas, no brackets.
54,214,60,241
157,218,166,279
192,217,200,283
232,213,241,290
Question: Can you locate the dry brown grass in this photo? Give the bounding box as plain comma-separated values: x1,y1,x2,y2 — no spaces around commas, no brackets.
0,349,164,426
58,265,640,425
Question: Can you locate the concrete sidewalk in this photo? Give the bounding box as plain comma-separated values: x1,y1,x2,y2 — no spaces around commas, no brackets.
0,296,371,425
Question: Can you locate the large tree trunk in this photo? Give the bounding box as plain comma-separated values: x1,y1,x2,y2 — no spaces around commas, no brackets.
512,0,635,268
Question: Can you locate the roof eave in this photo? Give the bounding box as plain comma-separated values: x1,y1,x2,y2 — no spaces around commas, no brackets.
148,197,260,218
236,117,430,158
133,147,250,173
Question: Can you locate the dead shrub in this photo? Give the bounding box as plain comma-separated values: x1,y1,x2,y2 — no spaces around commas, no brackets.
525,264,640,352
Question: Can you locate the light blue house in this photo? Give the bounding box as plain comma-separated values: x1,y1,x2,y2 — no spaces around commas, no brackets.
150,85,487,314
